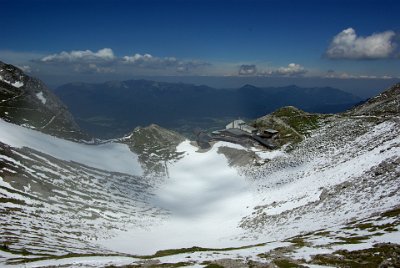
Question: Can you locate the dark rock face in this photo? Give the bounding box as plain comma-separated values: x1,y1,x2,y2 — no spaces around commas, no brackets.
0,61,87,140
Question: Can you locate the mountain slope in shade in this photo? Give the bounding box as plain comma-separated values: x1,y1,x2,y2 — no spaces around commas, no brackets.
0,61,87,140
54,80,361,138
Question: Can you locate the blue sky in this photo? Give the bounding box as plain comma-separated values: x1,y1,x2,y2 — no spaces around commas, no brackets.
1,0,399,90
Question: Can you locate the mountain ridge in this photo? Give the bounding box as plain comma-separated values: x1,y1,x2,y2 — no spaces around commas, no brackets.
348,82,400,116
54,79,361,138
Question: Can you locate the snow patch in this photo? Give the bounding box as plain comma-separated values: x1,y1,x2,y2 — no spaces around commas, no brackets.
36,91,46,104
97,140,258,255
251,147,286,160
0,74,24,88
17,256,141,268
11,81,24,88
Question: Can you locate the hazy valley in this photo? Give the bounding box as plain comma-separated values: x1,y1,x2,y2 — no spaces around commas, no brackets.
54,80,362,139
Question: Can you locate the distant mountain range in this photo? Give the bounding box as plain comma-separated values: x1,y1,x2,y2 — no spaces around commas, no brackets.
54,80,362,138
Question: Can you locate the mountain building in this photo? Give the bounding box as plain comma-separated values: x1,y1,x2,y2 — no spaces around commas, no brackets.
226,119,257,134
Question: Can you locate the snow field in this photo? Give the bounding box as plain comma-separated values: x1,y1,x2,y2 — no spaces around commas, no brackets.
0,119,143,176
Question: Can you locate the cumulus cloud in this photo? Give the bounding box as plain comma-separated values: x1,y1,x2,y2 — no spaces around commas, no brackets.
123,53,210,72
41,48,115,62
238,64,257,75
37,48,117,74
36,49,210,75
271,63,307,76
123,53,178,68
326,28,397,59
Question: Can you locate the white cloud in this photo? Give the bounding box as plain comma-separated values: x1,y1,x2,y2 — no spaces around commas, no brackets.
123,53,155,63
238,64,257,75
122,53,178,68
35,49,211,75
272,63,307,76
41,48,115,62
326,28,397,59
238,63,307,77
123,53,209,72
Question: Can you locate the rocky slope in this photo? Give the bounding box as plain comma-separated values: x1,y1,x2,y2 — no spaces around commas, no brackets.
0,120,158,257
0,61,87,140
348,82,400,116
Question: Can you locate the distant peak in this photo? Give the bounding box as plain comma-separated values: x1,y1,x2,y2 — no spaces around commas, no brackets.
240,84,258,89
104,80,128,88
381,83,400,96
272,106,307,116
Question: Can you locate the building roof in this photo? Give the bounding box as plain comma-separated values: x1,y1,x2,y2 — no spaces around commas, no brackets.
233,119,246,124
226,119,246,129
252,135,277,149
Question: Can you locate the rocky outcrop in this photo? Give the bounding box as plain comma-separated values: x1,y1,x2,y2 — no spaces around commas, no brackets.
121,124,185,175
252,106,324,146
348,83,400,116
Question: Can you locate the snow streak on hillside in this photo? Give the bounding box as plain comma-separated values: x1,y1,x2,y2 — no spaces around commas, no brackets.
0,119,142,176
